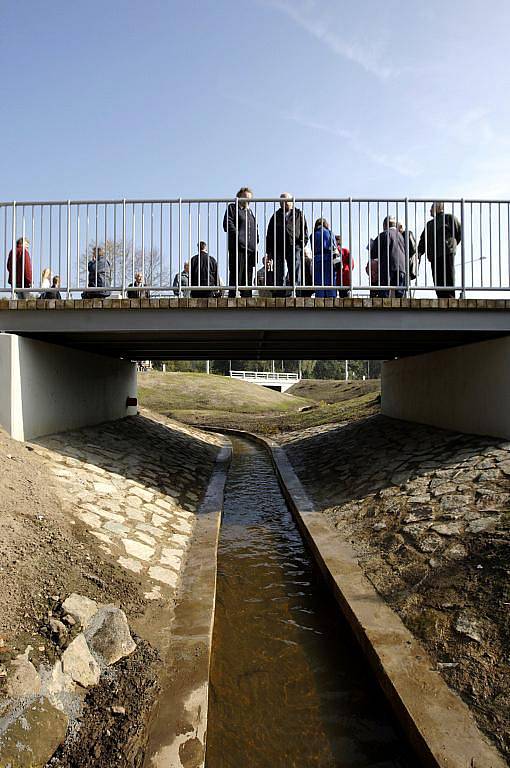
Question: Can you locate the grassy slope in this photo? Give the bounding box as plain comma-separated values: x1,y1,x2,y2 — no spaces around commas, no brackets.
288,378,380,404
138,371,311,415
138,372,380,436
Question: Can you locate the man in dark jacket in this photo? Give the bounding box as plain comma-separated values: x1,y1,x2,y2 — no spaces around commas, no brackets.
418,202,461,298
370,217,406,298
265,193,308,295
223,187,259,298
82,247,111,298
190,242,218,298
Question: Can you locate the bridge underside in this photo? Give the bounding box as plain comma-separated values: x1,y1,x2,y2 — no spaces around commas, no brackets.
1,300,510,360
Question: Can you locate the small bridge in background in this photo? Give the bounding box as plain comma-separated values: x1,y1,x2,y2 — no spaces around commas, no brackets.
230,369,300,393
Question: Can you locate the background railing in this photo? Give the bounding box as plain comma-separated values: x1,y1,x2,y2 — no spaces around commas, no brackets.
1,197,509,299
230,370,300,382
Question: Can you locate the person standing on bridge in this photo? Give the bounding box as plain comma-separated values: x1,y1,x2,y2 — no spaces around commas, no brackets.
265,193,309,295
82,246,111,299
127,271,150,299
7,237,32,298
190,242,218,298
369,217,406,298
311,218,338,297
418,202,461,299
223,187,259,298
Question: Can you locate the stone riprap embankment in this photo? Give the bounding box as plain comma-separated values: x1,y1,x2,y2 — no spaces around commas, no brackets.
31,413,223,601
282,415,510,762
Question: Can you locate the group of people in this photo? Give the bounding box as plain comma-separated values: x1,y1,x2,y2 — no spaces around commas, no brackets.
6,198,462,300
171,191,461,300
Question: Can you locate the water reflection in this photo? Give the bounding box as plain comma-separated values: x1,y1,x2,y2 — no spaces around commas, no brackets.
206,438,414,768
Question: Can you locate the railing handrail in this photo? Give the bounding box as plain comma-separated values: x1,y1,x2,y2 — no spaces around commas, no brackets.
230,370,300,381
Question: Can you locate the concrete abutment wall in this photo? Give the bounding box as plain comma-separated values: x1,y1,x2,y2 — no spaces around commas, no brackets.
0,333,137,441
382,336,510,439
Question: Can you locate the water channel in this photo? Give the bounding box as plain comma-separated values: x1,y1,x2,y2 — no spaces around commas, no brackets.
206,437,415,767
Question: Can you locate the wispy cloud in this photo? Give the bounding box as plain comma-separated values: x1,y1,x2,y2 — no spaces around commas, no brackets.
225,90,421,178
260,0,400,80
281,108,422,178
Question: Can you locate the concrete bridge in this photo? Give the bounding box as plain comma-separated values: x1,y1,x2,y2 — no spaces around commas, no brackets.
1,295,510,442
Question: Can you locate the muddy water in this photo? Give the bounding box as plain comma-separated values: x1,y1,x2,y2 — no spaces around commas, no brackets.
206,438,414,768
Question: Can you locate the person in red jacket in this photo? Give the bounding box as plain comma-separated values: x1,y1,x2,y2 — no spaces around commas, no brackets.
7,238,32,298
334,235,353,297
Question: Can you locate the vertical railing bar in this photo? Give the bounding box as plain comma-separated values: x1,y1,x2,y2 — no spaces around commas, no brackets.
122,199,126,296
113,202,117,290
160,202,163,292
460,199,466,298
489,202,493,288
21,207,26,293
178,198,182,298
142,203,145,290
348,198,352,292
66,200,71,298
49,204,52,280
188,202,192,291
470,202,474,289
292,197,296,297
76,205,80,294
235,197,239,296
405,198,409,296
132,203,136,290
11,202,16,299
480,202,483,288
498,202,502,288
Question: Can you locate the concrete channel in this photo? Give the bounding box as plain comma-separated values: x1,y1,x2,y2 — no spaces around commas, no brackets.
144,428,506,768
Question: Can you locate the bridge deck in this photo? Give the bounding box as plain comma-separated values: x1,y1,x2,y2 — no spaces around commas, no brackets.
1,297,509,360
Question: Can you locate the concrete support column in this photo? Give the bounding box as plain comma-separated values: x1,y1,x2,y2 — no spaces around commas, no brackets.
0,333,137,442
382,336,510,439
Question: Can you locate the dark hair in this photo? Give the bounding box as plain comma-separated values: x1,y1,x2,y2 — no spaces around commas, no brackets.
236,187,252,198
314,217,329,230
199,241,207,251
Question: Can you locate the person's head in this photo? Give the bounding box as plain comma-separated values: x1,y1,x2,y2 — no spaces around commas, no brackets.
198,241,208,253
92,246,104,261
280,192,293,212
41,267,51,281
16,237,29,249
335,235,342,248
314,217,329,231
431,201,444,217
383,216,396,230
52,275,60,288
134,271,143,285
397,222,404,233
237,187,253,209
183,261,189,273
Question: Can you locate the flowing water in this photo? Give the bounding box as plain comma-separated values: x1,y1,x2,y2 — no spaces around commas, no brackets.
206,437,414,768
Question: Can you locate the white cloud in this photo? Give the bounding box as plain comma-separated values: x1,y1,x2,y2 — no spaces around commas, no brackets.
281,108,421,177
261,0,399,80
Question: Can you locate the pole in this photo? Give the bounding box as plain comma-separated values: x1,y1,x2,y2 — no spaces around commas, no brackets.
345,360,348,381
205,360,210,374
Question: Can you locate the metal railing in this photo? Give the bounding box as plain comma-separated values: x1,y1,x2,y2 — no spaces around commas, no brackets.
230,370,300,382
1,197,509,299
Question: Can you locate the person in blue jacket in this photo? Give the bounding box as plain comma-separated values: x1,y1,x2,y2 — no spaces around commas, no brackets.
311,218,338,297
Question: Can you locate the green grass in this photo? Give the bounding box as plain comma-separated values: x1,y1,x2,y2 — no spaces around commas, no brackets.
138,371,312,416
139,371,381,436
288,378,380,404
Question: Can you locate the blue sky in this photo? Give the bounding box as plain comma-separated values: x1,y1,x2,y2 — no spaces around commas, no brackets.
1,0,509,201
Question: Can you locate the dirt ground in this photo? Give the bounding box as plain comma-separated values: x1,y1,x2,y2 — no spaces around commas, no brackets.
0,415,220,768
282,415,510,763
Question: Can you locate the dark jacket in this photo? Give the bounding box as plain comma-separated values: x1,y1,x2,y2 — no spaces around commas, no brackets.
87,256,111,289
370,228,406,285
418,213,461,263
172,269,190,296
190,250,218,288
7,246,32,288
266,207,309,260
223,203,259,260
127,282,150,299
